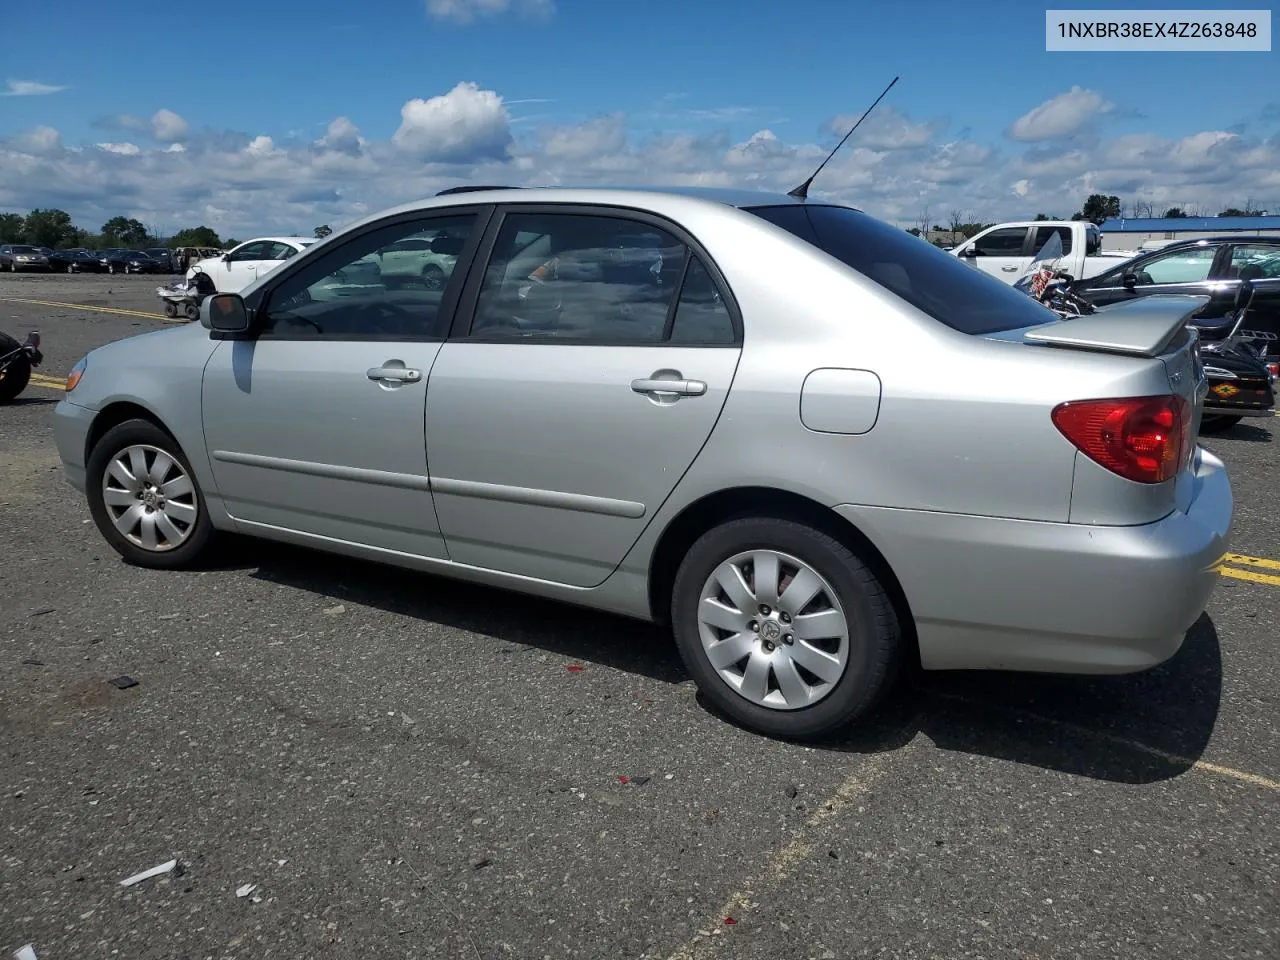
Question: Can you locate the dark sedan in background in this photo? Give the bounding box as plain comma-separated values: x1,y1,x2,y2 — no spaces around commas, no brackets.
97,249,164,274
48,248,107,273
1068,236,1280,356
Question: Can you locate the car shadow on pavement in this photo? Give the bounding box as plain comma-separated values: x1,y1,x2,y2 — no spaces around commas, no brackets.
239,539,1221,785
240,540,688,684
817,612,1223,785
1219,424,1273,443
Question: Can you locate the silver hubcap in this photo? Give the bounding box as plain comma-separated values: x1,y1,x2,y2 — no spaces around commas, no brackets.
102,444,198,551
696,549,850,710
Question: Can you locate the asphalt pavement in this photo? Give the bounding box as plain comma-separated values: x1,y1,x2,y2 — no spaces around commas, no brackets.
2,274,1277,960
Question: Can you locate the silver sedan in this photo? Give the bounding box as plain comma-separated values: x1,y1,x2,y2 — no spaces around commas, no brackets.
52,186,1232,740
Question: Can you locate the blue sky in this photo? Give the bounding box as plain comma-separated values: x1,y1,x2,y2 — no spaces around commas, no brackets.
2,0,1277,236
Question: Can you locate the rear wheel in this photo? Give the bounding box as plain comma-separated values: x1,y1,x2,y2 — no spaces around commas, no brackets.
85,419,217,569
0,332,32,402
183,302,200,321
670,516,902,740
1200,415,1243,434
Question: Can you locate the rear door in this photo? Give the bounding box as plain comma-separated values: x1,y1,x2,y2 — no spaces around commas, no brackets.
424,204,743,587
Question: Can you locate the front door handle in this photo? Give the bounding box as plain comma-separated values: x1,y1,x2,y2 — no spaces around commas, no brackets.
367,365,422,383
631,377,706,397
1002,264,1019,272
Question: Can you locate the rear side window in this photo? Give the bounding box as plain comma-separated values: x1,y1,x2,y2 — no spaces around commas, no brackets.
1032,225,1073,256
747,204,1056,335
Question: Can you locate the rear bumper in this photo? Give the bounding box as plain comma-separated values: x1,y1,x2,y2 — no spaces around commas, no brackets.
835,447,1233,674
52,397,96,493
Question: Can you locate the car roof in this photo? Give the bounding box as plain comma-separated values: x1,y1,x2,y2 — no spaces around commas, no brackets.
371,184,846,221
1147,235,1280,249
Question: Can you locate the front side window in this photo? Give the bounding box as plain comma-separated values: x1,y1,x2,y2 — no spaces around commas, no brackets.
1132,246,1216,285
259,213,478,340
748,204,1057,335
468,212,690,342
970,227,1028,257
228,241,268,262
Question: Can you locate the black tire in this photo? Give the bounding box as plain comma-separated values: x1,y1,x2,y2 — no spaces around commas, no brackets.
163,301,178,318
67,264,75,274
85,418,217,569
1200,414,1243,434
0,332,31,402
421,264,445,289
183,302,200,321
670,516,902,741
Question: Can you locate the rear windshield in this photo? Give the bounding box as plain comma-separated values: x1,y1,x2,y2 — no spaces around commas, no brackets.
745,204,1056,335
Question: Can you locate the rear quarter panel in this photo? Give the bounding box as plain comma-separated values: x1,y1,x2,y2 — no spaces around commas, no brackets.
622,204,1178,528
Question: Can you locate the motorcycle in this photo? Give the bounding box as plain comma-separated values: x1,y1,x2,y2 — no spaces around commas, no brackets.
0,329,44,403
1010,233,1276,434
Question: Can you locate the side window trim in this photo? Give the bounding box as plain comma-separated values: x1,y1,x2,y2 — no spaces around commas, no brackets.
244,204,496,343
660,250,694,341
447,202,743,346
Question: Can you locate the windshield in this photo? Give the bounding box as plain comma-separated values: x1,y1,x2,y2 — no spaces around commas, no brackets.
745,204,1057,335
12,245,36,253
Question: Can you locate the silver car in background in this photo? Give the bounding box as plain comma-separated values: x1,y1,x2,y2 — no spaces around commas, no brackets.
52,186,1232,740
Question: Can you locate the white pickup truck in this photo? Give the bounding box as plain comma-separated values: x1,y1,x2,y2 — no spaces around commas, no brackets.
950,220,1134,284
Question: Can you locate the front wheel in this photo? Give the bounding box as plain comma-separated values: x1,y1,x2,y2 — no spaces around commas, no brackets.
670,516,902,741
85,419,217,568
163,301,178,318
421,264,445,290
1200,414,1243,434
0,332,32,402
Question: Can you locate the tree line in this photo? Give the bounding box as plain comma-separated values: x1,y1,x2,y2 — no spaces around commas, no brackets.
0,207,236,251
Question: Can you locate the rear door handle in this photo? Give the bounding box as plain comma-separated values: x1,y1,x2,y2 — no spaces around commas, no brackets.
1001,265,1019,272
367,365,422,383
631,377,706,397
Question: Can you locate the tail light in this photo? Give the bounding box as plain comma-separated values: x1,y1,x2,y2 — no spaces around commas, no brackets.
1267,361,1279,381
1051,395,1189,484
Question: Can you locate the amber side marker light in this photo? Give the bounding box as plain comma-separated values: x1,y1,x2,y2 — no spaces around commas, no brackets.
65,357,86,392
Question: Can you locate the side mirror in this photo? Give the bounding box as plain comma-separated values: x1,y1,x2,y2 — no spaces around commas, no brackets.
1122,271,1138,290
960,246,978,258
203,292,251,334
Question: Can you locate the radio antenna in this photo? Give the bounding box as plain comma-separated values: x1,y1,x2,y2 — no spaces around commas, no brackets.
787,75,900,199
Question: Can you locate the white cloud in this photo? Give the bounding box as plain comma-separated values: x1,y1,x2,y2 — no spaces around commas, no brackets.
1009,86,1113,142
1,84,1276,240
152,109,189,143
425,0,553,22
15,126,62,155
2,79,66,96
392,81,511,162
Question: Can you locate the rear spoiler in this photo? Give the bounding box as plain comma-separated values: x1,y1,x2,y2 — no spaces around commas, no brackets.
1023,294,1210,358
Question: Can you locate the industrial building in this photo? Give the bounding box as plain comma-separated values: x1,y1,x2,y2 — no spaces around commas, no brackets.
1097,215,1280,252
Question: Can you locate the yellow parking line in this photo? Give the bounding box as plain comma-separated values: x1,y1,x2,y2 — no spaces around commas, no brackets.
25,374,67,391
1225,553,1280,571
0,296,176,322
1220,566,1280,587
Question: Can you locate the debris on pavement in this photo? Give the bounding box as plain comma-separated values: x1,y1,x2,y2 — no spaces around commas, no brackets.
323,604,345,616
119,858,178,886
785,783,798,799
21,659,44,666
107,675,138,690
29,608,55,617
236,883,257,898
566,664,584,673
471,857,492,870
13,945,38,960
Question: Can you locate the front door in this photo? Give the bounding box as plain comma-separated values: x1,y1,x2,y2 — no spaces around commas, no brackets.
962,226,1031,282
1086,243,1222,309
424,207,743,587
200,209,485,558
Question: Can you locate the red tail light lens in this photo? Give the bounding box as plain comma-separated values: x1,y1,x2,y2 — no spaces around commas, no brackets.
1051,395,1188,484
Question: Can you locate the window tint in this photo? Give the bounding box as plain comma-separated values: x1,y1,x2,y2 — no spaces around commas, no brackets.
1229,244,1280,279
468,213,688,342
669,256,735,343
260,242,294,260
228,241,268,262
1032,225,1073,256
260,213,477,340
748,204,1057,336
1133,246,1215,285
971,227,1027,257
